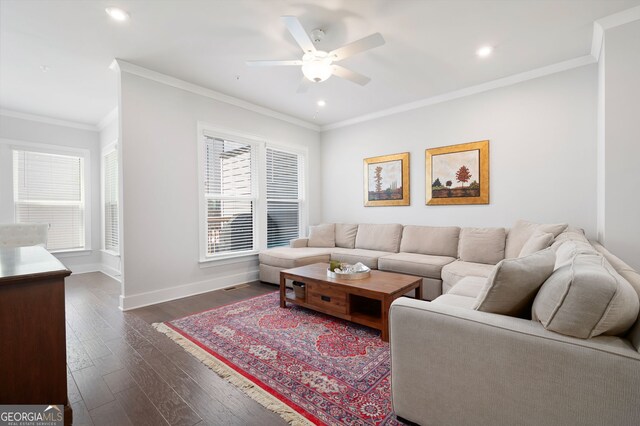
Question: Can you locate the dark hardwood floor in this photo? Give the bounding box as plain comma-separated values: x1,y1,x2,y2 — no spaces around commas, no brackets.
65,272,287,426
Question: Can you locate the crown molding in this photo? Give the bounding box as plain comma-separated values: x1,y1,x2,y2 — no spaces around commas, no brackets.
0,109,98,131
596,4,640,29
114,59,320,132
97,107,118,131
591,5,640,61
322,55,595,132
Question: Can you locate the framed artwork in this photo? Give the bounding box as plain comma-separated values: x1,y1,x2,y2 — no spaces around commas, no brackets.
425,140,489,205
363,152,410,207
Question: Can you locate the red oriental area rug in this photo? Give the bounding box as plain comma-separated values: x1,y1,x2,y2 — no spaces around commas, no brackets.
154,292,404,425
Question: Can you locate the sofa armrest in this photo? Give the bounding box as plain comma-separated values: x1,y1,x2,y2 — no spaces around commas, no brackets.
389,298,640,426
290,238,308,248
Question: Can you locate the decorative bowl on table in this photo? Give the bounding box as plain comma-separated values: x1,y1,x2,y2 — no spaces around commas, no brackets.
327,261,371,280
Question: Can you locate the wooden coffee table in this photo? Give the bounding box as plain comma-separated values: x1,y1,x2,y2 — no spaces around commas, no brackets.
279,263,422,341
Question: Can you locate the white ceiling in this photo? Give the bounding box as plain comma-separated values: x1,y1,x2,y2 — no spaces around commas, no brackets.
1,0,639,128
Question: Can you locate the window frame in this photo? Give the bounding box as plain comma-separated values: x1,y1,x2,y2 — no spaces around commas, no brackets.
101,141,119,255
5,139,92,253
197,123,308,263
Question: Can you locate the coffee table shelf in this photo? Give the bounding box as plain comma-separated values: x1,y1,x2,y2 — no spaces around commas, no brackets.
279,263,422,341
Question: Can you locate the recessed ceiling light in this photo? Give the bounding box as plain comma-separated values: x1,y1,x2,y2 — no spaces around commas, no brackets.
40,65,50,73
317,100,326,107
476,45,493,58
105,7,130,22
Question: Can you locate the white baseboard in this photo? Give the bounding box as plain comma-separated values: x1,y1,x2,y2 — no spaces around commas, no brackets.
69,263,103,274
100,264,122,282
118,269,260,311
69,263,122,281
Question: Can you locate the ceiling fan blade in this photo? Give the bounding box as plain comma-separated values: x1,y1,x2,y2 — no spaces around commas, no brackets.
246,60,303,67
281,16,316,53
296,77,312,94
330,33,385,61
332,65,371,86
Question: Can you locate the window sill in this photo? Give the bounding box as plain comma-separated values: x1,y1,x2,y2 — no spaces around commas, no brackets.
51,248,92,258
101,249,120,257
199,251,259,268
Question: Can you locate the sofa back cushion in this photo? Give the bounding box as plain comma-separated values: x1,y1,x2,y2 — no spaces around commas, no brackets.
532,253,640,339
355,223,403,253
335,224,358,249
505,220,568,259
518,230,554,257
400,225,460,257
554,240,597,270
458,227,506,265
474,248,555,316
308,224,335,248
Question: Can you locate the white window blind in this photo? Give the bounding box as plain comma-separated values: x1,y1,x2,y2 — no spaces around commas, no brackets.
13,150,85,251
103,149,119,253
204,136,256,256
266,147,303,248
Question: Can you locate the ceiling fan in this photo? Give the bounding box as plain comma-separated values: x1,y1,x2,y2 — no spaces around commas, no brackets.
246,16,385,93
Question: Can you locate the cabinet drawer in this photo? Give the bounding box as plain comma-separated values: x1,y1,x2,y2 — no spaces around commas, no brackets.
307,282,347,314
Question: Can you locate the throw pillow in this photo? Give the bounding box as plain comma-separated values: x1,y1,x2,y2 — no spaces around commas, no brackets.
519,230,554,257
458,227,506,265
308,224,335,248
532,253,639,339
473,248,556,316
505,220,568,259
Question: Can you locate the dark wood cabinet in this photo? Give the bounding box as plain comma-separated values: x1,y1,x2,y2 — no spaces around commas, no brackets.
0,246,72,425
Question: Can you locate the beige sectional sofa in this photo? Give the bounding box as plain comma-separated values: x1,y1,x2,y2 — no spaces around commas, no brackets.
260,222,511,301
260,221,640,425
390,227,640,425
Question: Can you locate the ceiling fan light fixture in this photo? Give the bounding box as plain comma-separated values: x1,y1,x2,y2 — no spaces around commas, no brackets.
301,51,333,83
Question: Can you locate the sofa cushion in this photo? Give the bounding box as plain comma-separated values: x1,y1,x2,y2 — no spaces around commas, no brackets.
355,223,403,253
591,241,640,352
335,223,358,249
431,294,476,310
505,220,568,258
308,224,335,248
448,276,487,298
474,248,556,316
532,253,640,339
399,225,460,257
378,253,456,279
441,260,495,293
519,230,554,257
551,228,589,250
330,248,392,270
458,227,506,265
259,247,333,269
554,240,598,270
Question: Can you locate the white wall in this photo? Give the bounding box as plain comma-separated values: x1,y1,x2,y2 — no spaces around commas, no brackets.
119,71,321,309
321,65,598,236
602,20,640,270
0,114,103,272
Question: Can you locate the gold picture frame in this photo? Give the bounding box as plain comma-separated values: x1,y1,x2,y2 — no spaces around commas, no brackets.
426,140,489,205
363,152,410,207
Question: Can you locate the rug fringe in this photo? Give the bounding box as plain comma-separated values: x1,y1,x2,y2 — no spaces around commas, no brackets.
153,322,314,426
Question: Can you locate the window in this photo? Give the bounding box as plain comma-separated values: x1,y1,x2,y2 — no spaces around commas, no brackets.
103,148,119,253
199,126,307,260
203,136,257,256
266,147,303,248
13,149,85,251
